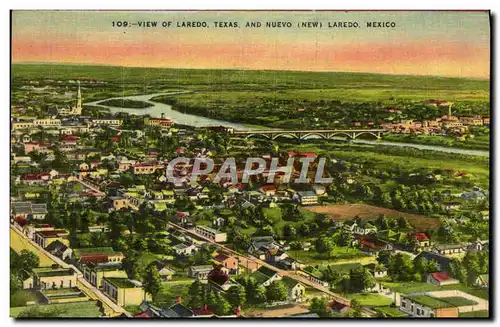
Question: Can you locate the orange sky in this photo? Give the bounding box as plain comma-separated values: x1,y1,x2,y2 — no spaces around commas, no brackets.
12,11,491,78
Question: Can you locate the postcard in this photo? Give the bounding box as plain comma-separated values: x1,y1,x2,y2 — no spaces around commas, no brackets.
10,10,491,319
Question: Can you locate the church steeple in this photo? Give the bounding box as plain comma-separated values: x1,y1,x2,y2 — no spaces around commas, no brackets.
75,80,82,114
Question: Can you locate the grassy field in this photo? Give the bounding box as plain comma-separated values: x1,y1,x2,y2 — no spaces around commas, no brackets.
375,306,408,317
289,247,370,265
10,301,102,318
459,310,489,317
305,204,441,231
346,293,393,307
12,64,490,92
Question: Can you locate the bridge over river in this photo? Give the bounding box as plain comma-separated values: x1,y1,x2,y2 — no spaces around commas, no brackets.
232,129,388,140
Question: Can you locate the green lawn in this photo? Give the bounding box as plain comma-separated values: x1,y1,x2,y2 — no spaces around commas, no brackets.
346,293,393,307
11,301,102,318
438,297,478,307
154,280,192,307
10,290,38,307
289,247,370,265
459,310,489,318
375,306,408,317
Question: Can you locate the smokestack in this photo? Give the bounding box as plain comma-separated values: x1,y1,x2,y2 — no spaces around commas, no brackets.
161,113,165,119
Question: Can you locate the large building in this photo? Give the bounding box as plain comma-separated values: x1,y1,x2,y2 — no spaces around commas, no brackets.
195,225,227,243
57,81,83,116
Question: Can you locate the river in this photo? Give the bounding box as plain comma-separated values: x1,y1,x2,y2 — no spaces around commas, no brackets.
86,92,489,158
86,92,247,130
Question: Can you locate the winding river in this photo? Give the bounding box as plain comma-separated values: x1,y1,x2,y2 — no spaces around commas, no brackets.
86,92,489,158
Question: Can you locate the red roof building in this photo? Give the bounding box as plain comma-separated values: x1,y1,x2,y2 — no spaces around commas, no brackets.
427,272,459,286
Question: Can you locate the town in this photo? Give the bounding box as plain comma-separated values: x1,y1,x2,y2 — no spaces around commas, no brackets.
10,75,490,319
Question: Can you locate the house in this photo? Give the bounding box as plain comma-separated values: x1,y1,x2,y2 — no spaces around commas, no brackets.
408,232,431,251
34,229,69,248
281,276,306,302
354,222,378,235
45,240,72,260
364,263,388,279
101,277,150,307
213,254,239,275
276,257,301,271
30,266,77,290
73,247,124,266
160,301,195,318
259,184,277,197
188,265,213,280
474,274,489,288
11,201,48,220
212,217,225,228
294,191,318,206
265,249,289,264
399,292,459,317
329,300,350,314
357,235,393,253
83,262,127,288
468,239,489,252
91,118,122,126
251,266,282,287
432,244,466,256
153,261,175,281
174,243,198,256
426,272,459,286
413,251,452,272
248,236,281,257
144,116,174,129
194,225,227,243
108,197,130,212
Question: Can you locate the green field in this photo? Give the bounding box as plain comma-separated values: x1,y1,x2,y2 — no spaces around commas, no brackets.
11,301,102,318
346,293,393,307
12,64,489,92
98,99,153,108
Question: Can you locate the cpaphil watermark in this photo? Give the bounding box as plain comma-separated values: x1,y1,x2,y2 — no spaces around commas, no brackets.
166,156,332,185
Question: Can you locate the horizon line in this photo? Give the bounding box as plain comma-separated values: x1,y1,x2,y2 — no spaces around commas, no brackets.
12,61,490,81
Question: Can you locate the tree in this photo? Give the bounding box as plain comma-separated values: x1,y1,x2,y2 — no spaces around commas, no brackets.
211,291,232,316
463,250,482,285
19,250,39,273
349,299,363,317
226,285,246,309
122,254,140,280
389,253,415,282
349,267,376,292
142,264,162,301
187,280,206,309
308,297,331,317
315,236,334,257
266,280,288,302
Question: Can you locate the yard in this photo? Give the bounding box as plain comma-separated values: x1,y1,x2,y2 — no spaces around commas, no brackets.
375,306,408,317
154,280,192,307
288,247,371,265
346,293,393,307
305,204,441,231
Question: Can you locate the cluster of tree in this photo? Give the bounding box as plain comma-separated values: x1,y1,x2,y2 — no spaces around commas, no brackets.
10,250,40,295
236,276,289,304
449,250,489,286
186,280,235,315
377,251,439,282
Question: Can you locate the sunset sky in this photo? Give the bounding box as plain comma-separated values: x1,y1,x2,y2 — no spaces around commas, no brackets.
12,11,490,78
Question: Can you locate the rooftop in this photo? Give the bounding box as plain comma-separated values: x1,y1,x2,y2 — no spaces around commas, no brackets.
104,277,140,289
